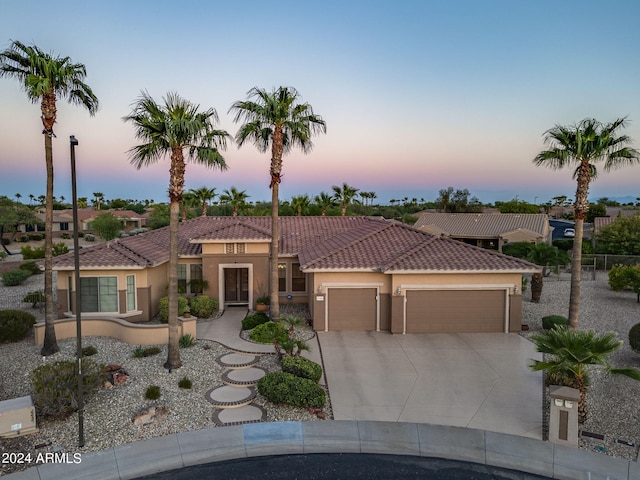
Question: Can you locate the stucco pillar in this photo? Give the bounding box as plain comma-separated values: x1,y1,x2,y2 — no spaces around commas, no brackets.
391,295,404,334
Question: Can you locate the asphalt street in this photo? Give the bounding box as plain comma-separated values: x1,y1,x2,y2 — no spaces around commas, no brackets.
135,454,552,480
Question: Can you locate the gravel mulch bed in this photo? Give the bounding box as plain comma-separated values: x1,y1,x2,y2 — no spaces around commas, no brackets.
521,272,640,460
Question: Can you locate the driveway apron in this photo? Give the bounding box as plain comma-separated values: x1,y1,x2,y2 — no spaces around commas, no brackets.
317,331,542,439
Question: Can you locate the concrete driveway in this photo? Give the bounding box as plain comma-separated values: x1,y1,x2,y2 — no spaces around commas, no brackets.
317,331,542,439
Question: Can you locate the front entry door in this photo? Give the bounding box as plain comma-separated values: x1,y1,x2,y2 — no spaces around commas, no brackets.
224,268,249,304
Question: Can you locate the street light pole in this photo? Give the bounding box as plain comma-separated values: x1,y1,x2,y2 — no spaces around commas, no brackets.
70,135,84,447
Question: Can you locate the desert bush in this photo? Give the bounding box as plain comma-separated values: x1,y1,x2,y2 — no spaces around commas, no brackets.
31,358,105,418
257,372,325,408
84,233,95,242
132,346,161,358
20,245,45,260
552,239,574,251
629,324,640,354
23,291,45,308
179,333,196,348
242,311,270,330
158,296,189,323
189,295,217,318
0,309,36,342
19,261,41,275
82,345,98,356
1,268,31,286
542,315,569,330
0,251,6,260
178,377,192,389
28,234,43,241
250,321,288,344
1,238,10,245
61,233,71,240
145,385,161,400
19,235,29,242
281,356,322,383
52,242,69,256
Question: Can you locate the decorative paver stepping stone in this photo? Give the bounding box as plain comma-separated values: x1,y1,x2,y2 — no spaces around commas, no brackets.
212,405,266,426
216,353,259,369
205,385,256,408
222,367,266,387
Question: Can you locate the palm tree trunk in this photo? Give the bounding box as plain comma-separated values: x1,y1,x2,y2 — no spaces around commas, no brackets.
531,272,543,303
270,183,280,319
41,131,59,355
568,161,590,330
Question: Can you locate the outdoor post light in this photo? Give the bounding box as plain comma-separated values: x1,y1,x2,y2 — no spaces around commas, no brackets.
70,135,85,447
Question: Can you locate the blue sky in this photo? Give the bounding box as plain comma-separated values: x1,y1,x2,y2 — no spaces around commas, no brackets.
1,0,640,205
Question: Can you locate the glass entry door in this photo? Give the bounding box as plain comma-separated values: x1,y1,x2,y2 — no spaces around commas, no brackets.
224,268,249,304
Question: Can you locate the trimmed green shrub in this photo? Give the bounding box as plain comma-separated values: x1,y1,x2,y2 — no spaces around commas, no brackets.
242,311,270,330
258,372,325,408
145,385,161,400
61,233,71,240
31,358,106,418
84,233,95,242
542,315,569,330
133,346,161,358
178,377,192,389
281,356,322,383
158,296,189,323
0,251,6,260
189,295,217,318
179,333,196,348
23,291,45,308
0,309,36,342
629,324,640,354
553,239,574,251
82,345,98,356
52,242,69,256
28,234,43,241
1,268,31,286
20,245,45,259
20,261,42,275
19,235,29,243
1,238,10,245
250,321,288,344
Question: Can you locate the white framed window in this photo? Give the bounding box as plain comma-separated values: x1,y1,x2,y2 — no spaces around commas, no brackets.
126,275,136,311
80,276,118,313
178,263,204,294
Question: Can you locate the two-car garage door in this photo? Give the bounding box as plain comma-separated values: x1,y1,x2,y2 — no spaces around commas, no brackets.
406,289,506,333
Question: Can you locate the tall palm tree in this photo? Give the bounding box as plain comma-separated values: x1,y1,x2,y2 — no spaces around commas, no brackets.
124,91,229,370
15,193,22,203
219,187,250,217
230,86,326,319
189,186,217,216
530,327,640,422
534,118,639,329
180,192,197,222
92,192,104,211
332,182,359,216
291,194,310,216
314,191,335,216
1,40,99,355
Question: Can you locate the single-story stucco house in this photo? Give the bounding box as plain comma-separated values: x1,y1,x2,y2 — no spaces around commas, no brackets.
413,213,553,252
51,216,538,334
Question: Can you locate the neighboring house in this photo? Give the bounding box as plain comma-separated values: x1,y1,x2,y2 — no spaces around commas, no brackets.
18,209,147,237
51,216,539,334
593,216,616,235
413,213,553,252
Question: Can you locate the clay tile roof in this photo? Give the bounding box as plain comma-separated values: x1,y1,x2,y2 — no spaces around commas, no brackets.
413,213,549,238
53,215,539,272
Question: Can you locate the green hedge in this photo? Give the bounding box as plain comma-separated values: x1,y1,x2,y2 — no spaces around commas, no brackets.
242,311,270,330
250,321,288,344
158,296,189,323
0,310,36,342
189,295,218,318
629,323,640,354
281,356,322,383
0,269,31,286
257,372,326,408
542,315,569,330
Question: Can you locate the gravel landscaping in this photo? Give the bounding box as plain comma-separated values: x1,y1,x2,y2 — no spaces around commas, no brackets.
521,272,640,460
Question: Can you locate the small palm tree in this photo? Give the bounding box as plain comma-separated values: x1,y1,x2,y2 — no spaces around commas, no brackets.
219,187,250,217
281,314,303,338
124,91,229,370
230,86,326,319
1,40,99,355
530,327,640,422
189,186,217,217
314,192,335,216
290,195,310,216
534,118,639,328
332,182,359,216
180,192,198,222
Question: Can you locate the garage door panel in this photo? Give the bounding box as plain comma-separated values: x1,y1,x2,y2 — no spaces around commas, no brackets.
407,290,504,333
328,288,376,331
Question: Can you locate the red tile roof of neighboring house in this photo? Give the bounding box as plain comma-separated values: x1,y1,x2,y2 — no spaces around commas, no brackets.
413,213,550,238
52,216,539,273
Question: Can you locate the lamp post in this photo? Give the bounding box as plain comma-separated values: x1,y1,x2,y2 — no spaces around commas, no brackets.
70,135,84,447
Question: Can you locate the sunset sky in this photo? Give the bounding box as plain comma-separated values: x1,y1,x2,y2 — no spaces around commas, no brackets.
1,0,640,206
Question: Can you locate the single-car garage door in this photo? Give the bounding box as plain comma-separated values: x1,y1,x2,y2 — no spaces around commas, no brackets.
328,288,377,330
406,290,505,333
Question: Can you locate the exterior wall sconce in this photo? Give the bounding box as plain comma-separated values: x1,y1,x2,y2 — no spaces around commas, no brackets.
395,287,401,295
514,286,519,294
317,285,322,293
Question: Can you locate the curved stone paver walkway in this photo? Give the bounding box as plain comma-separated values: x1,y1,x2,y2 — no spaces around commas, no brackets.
217,352,259,369
222,367,266,387
205,385,256,408
212,404,266,426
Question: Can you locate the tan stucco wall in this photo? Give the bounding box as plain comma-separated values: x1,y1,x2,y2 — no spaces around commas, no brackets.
34,316,196,346
313,271,391,293
202,253,269,306
201,242,269,255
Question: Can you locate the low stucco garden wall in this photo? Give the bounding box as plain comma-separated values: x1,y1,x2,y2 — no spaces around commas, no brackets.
34,316,196,346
